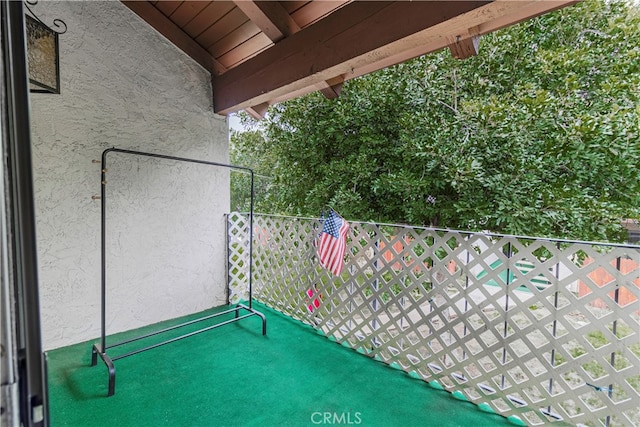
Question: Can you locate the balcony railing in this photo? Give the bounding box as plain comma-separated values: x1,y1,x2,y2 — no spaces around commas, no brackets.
227,212,640,426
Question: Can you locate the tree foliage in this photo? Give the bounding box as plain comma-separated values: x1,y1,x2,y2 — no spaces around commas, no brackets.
229,129,280,212
231,0,640,242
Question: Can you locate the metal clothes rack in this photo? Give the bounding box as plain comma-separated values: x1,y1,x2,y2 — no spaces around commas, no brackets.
91,148,266,396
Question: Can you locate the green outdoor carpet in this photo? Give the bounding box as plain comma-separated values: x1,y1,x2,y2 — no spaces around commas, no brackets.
47,302,513,427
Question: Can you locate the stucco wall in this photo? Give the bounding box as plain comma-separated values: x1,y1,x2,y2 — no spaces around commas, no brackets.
28,1,230,350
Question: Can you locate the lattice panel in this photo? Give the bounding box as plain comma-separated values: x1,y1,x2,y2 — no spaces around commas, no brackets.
228,213,640,426
227,212,250,304
251,214,327,323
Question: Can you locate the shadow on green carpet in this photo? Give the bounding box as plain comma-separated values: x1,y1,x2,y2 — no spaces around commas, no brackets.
47,303,514,427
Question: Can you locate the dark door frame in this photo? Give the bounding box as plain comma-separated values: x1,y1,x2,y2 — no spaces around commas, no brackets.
1,1,48,426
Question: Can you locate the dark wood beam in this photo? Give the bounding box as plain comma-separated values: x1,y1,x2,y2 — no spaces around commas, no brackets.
245,102,269,120
122,1,226,75
319,75,345,100
233,1,300,43
212,1,490,114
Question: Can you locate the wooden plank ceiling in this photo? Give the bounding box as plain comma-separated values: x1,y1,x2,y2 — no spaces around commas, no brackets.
122,1,577,118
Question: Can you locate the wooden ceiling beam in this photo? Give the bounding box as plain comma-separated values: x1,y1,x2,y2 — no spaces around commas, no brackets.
222,0,577,113
448,35,480,60
245,102,270,120
122,1,227,75
319,75,345,100
212,1,491,114
233,1,300,43
476,0,580,35
350,1,576,79
290,1,352,28
246,76,344,115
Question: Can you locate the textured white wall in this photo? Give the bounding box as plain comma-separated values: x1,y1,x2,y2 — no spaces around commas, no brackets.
28,1,230,350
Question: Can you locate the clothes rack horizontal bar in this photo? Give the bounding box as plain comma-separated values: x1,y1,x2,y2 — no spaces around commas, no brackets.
106,306,245,350
103,147,254,174
111,312,258,361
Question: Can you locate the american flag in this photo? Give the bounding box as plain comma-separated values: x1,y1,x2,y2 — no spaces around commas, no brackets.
318,210,349,275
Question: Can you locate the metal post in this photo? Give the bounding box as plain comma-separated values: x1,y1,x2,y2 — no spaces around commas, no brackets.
427,234,434,335
374,236,379,327
461,237,471,361
605,256,621,427
501,241,512,390
547,242,561,416
248,170,254,309
371,234,380,344
100,151,107,353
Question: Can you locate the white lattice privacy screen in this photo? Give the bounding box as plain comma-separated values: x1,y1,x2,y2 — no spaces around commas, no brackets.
227,212,640,426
